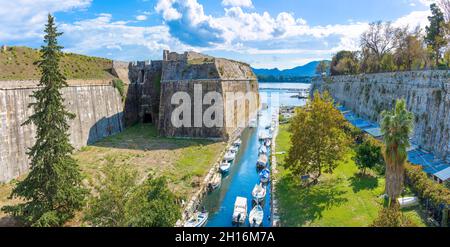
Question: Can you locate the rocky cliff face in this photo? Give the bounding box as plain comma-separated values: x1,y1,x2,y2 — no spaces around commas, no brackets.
0,81,124,182
311,71,450,159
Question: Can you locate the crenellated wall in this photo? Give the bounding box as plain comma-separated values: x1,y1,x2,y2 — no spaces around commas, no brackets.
0,81,124,182
311,70,450,159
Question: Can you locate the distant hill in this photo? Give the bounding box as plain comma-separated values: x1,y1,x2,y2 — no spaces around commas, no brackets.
253,60,330,82
0,46,115,80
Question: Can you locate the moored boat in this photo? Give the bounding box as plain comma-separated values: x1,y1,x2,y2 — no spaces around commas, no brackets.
252,183,266,202
184,211,209,227
249,205,264,227
259,168,270,183
208,172,222,191
232,197,248,224
256,154,268,169
223,151,236,161
229,146,239,153
259,145,268,154
220,161,231,173
233,138,242,147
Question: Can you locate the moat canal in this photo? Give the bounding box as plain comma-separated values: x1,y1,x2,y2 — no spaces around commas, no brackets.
202,83,309,227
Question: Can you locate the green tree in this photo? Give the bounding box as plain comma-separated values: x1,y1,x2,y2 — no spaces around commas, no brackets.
315,61,329,76
84,158,138,227
370,204,416,227
425,3,448,67
380,99,414,203
125,176,181,227
354,140,384,175
330,51,359,75
2,15,86,226
285,91,349,182
393,28,427,71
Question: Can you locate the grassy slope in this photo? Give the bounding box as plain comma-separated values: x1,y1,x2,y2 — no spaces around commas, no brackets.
0,46,114,80
274,124,427,227
0,124,226,226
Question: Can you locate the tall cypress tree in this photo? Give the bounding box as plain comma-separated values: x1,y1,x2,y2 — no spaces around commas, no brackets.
2,14,86,227
425,3,448,67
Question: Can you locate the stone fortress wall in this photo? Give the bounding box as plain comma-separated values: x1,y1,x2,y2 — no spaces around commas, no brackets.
311,70,450,160
0,81,124,182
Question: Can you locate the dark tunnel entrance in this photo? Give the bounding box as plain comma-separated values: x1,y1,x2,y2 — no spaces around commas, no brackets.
143,113,153,124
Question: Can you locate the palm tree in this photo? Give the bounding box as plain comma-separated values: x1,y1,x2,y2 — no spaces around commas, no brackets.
380,99,414,204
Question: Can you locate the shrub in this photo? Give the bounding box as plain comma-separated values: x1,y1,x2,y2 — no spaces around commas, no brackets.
112,79,125,101
370,204,416,227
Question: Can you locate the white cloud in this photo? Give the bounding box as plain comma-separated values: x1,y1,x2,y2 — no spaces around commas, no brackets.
221,0,253,8
136,15,148,21
0,0,92,41
60,13,193,60
393,10,431,30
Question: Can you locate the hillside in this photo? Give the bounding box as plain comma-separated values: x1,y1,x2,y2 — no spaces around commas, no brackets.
0,46,115,80
253,60,330,82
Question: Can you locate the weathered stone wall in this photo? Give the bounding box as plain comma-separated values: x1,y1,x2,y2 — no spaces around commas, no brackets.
0,82,124,182
123,61,162,126
158,50,259,139
311,70,450,159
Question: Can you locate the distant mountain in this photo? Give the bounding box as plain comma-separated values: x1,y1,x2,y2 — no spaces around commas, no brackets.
253,60,330,82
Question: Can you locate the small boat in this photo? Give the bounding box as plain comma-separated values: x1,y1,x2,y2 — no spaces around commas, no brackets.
249,118,257,128
229,146,239,153
233,138,242,147
398,197,419,208
258,132,269,140
259,168,270,183
232,197,248,224
257,111,263,117
252,183,266,202
259,145,268,154
184,211,209,227
256,154,268,169
264,139,271,147
208,172,222,191
223,151,236,161
220,161,231,173
249,205,264,227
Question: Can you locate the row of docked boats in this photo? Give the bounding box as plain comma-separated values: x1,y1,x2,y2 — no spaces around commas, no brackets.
186,138,243,227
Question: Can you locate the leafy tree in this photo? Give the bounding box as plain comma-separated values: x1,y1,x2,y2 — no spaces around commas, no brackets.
393,27,427,71
315,61,329,76
84,162,181,227
84,158,138,227
380,99,414,203
370,204,416,227
125,176,181,227
425,3,448,67
1,14,86,227
285,91,350,181
354,140,384,175
380,53,396,72
330,51,359,75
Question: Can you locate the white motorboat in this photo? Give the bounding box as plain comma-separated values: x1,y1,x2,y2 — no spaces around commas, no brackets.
256,154,268,169
264,139,271,147
223,151,236,161
229,146,239,153
208,172,222,191
184,211,209,227
259,145,268,154
249,118,257,128
398,197,419,208
232,197,248,224
233,138,242,147
249,205,264,227
259,168,270,184
252,183,266,202
220,161,231,173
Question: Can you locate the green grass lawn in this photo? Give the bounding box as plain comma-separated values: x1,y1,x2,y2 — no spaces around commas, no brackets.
274,124,427,227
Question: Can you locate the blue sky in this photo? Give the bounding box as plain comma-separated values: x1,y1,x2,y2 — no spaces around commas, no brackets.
0,0,437,69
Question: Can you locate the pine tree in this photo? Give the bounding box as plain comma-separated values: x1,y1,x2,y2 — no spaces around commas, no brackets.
425,3,448,67
2,14,86,227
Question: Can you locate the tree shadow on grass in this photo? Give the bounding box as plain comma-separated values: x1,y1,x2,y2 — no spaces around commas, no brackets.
276,174,348,226
348,173,379,193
